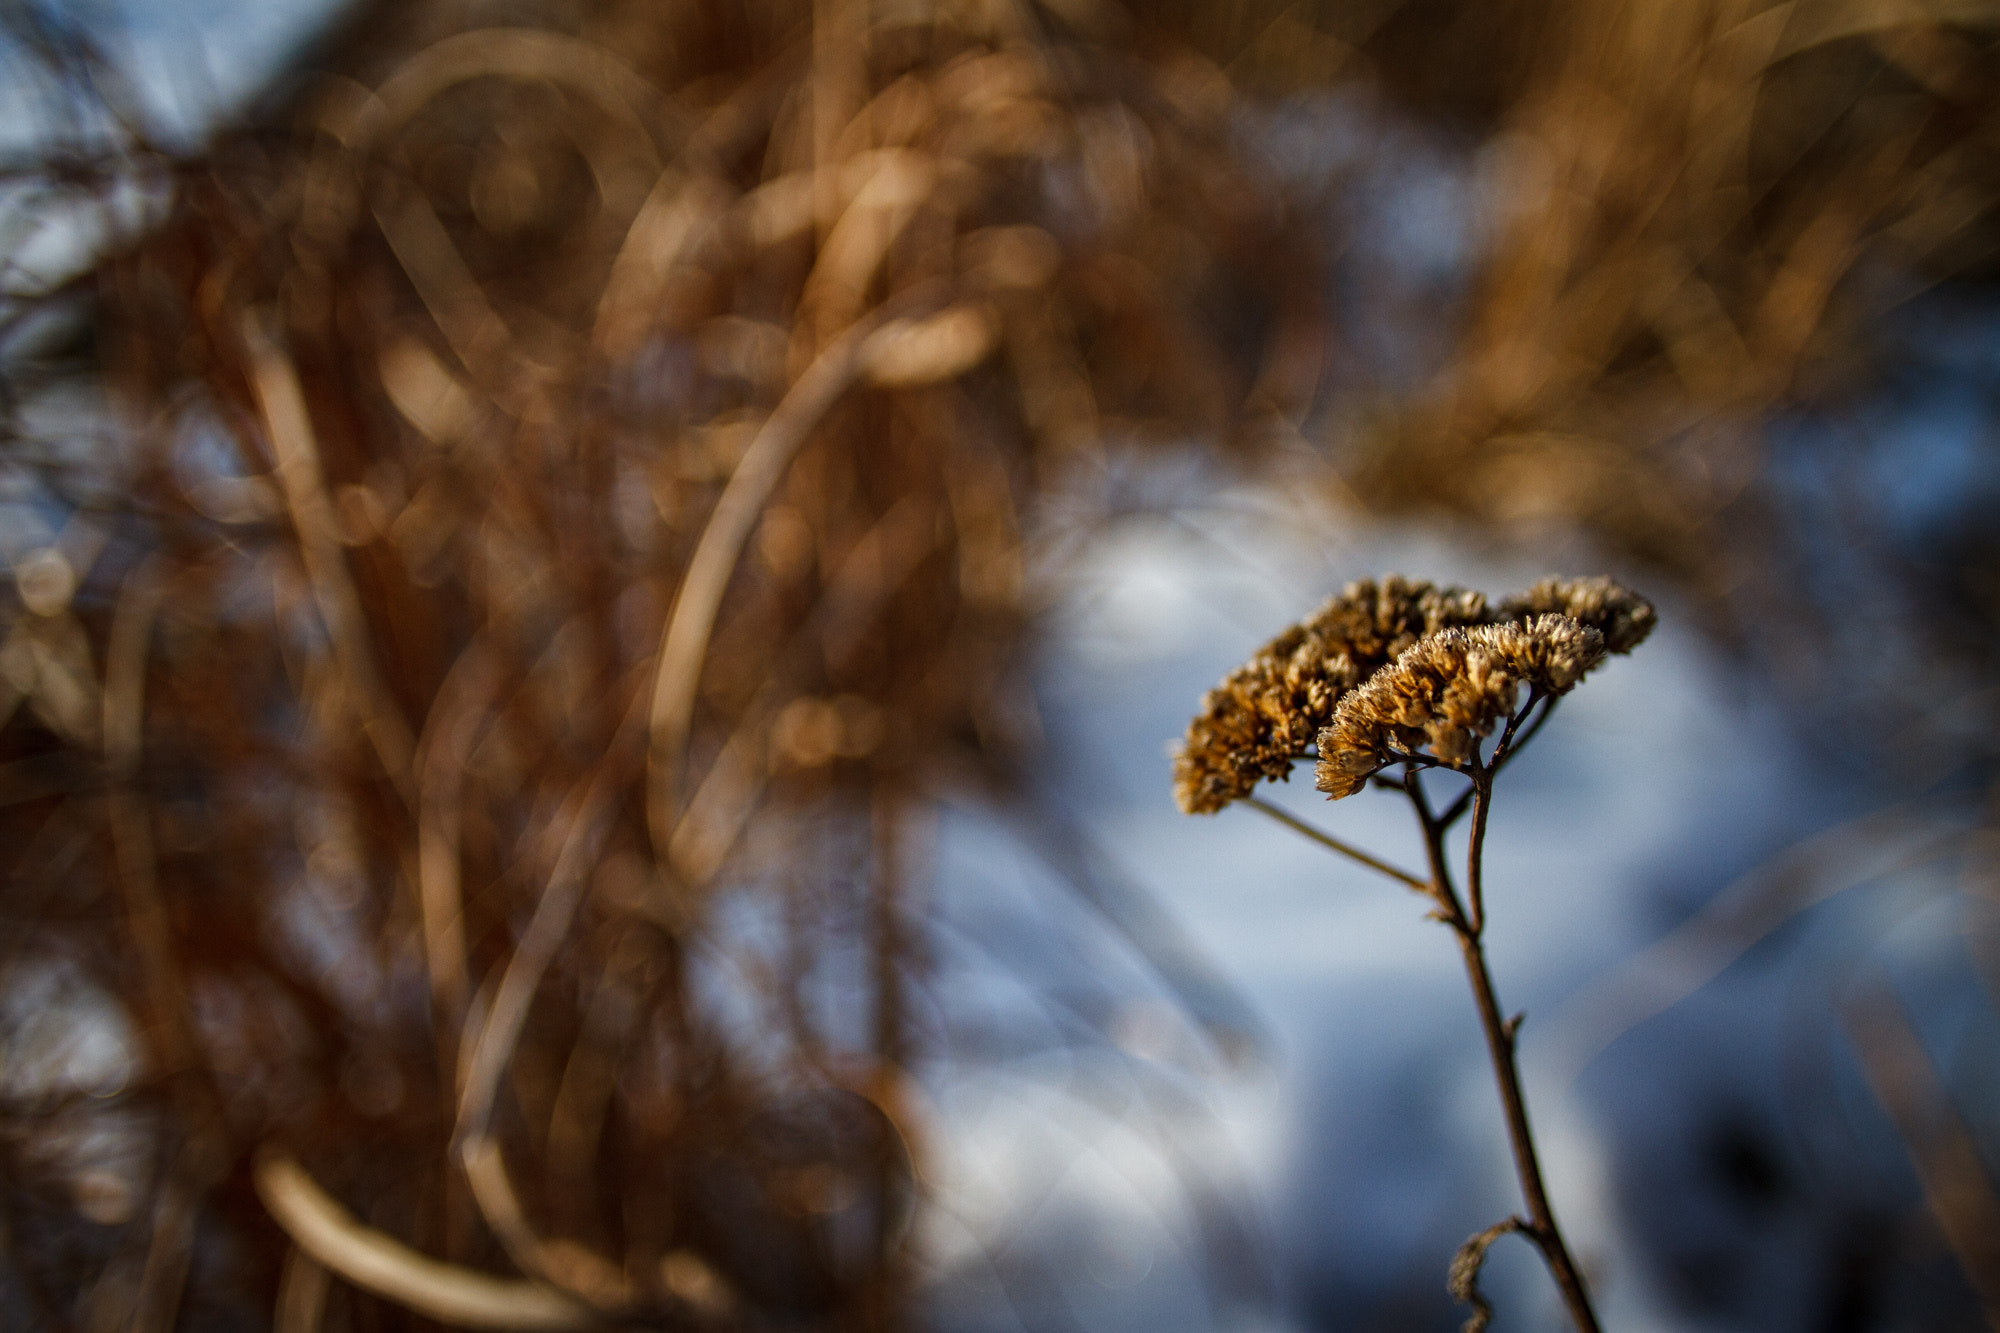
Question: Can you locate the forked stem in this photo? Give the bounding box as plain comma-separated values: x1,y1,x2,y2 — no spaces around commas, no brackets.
1266,708,1604,1333
1417,764,1603,1333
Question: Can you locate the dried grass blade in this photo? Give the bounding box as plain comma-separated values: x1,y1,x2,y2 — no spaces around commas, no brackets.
592,174,733,356
370,181,519,384
273,1246,330,1333
252,1150,594,1331
456,763,620,1142
416,644,504,1034
103,557,195,1070
644,309,889,856
1842,979,2000,1328
242,315,418,801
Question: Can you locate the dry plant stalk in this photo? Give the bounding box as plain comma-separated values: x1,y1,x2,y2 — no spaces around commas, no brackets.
1178,573,1657,1333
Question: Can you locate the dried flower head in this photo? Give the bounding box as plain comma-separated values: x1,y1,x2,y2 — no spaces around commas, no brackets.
1172,576,1488,813
1499,575,1656,655
1314,615,1606,799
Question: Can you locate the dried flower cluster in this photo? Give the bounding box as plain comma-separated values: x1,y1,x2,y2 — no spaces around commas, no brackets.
1314,615,1605,798
1171,577,1490,814
1499,576,1658,655
1174,575,1653,812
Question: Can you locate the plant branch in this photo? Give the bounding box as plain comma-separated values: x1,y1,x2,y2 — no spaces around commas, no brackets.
1403,767,1464,923
1448,904,1602,1333
1465,761,1493,933
1416,764,1603,1333
1244,796,1428,890
1449,1215,1526,1333
1495,690,1554,766
1439,692,1556,826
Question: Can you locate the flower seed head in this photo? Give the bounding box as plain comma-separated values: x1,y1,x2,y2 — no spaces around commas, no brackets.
1313,615,1606,800
1172,575,1488,813
1498,575,1656,655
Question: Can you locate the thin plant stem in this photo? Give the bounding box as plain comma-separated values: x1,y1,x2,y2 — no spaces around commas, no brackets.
1244,795,1428,890
1465,760,1494,932
1441,691,1553,827
1500,691,1557,762
1404,765,1443,837
1425,766,1604,1333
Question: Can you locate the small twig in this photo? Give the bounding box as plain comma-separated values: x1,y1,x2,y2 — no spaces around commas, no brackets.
1403,767,1468,927
1465,758,1494,933
1244,795,1428,890
545,931,657,1206
1489,687,1546,769
1404,766,1445,855
667,492,939,887
1439,692,1555,826
103,559,195,1075
1448,1215,1525,1333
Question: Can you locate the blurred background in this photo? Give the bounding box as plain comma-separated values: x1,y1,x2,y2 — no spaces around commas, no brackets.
2,0,1999,1329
